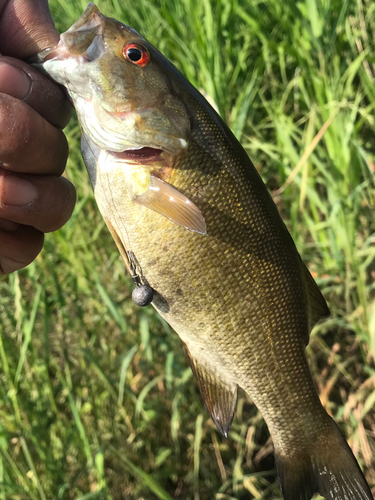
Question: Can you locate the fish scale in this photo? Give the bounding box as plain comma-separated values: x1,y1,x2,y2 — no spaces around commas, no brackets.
32,3,373,499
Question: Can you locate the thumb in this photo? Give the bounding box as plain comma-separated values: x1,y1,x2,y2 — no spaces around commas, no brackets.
0,0,59,58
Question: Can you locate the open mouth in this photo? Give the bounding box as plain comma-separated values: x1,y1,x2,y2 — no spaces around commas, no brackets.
110,147,163,163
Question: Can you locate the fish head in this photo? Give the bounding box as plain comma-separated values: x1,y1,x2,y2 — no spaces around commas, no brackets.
35,2,190,157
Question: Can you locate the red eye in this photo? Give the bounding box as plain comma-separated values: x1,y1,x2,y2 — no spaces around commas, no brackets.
123,43,149,66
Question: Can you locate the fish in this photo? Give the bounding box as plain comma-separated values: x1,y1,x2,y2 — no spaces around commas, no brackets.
32,4,373,499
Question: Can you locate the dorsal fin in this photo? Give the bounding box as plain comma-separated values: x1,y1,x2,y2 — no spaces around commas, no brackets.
183,343,237,437
302,263,330,337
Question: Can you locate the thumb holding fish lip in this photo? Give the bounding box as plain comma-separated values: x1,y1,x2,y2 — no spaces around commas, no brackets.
0,56,72,128
0,0,76,275
0,0,72,127
0,0,60,58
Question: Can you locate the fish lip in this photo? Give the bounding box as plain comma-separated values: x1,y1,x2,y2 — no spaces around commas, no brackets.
31,3,104,64
66,2,100,32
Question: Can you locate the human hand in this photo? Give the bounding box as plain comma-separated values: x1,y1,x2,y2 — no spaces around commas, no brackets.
0,0,75,274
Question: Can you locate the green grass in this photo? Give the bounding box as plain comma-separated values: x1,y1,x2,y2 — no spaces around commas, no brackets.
1,0,375,498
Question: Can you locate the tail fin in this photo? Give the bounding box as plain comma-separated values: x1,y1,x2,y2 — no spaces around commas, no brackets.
275,418,373,500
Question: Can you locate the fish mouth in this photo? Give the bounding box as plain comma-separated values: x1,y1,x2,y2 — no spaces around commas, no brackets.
30,3,103,65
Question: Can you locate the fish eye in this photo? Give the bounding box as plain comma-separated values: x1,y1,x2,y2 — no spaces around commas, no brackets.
123,43,149,66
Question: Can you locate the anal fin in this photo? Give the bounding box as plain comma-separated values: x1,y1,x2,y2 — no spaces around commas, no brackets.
302,263,330,337
183,343,237,437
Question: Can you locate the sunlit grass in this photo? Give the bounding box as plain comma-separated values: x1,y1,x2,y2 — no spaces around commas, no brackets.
0,0,374,498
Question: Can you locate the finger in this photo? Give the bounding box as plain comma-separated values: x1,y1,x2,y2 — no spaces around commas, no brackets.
0,224,44,274
0,217,19,230
0,56,72,128
0,0,59,58
0,93,69,175
0,169,76,233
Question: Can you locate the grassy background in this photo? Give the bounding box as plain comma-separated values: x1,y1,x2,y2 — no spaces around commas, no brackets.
0,0,375,498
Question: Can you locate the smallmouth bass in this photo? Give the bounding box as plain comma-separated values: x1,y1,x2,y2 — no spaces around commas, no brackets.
33,4,373,499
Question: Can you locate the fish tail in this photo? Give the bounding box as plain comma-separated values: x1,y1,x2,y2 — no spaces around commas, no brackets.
275,417,373,500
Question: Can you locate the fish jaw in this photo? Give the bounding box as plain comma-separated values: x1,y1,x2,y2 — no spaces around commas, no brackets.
33,3,190,156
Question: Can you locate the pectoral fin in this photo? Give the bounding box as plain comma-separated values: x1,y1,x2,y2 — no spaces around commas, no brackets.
183,343,237,437
135,175,206,235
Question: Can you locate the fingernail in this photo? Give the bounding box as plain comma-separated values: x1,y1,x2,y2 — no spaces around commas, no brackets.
0,63,32,100
3,176,37,206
